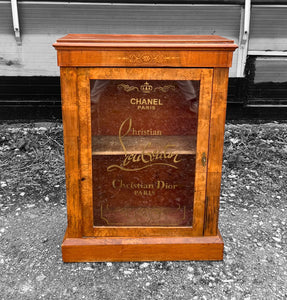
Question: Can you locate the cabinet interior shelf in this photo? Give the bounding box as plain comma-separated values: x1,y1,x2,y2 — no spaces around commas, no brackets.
92,135,196,155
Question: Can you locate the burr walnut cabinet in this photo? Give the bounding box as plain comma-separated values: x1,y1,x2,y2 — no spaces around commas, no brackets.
53,34,237,262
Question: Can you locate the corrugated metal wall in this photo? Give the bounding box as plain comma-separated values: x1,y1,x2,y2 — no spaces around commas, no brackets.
248,5,287,84
0,2,240,76
254,59,287,83
249,6,287,51
247,5,287,106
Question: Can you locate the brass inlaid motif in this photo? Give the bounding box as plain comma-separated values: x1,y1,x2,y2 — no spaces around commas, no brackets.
117,53,178,65
154,85,176,93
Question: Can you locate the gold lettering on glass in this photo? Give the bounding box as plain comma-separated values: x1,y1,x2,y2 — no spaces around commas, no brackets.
107,118,181,172
117,81,176,94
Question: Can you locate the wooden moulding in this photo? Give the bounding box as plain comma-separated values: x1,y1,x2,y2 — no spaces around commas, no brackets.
56,50,234,68
62,230,224,262
53,34,237,68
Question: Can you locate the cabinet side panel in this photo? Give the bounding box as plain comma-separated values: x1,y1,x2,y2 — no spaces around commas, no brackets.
204,68,229,236
61,68,82,238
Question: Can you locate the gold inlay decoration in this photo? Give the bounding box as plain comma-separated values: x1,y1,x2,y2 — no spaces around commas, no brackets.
117,53,178,64
117,82,176,94
117,83,139,93
154,85,176,93
140,82,153,93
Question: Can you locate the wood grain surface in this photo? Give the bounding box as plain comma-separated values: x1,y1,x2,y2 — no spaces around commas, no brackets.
62,231,224,262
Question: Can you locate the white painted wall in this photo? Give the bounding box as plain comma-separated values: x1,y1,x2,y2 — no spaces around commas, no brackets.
0,2,240,77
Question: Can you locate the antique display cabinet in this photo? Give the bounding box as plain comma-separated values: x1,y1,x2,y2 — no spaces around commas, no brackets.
53,34,237,262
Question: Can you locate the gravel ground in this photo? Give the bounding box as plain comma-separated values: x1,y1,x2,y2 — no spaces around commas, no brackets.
0,121,286,299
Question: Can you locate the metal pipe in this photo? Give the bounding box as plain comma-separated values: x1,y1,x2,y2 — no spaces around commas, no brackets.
11,0,21,45
236,0,251,77
242,0,251,42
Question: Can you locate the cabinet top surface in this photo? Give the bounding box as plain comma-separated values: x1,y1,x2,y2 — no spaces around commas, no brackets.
54,34,237,50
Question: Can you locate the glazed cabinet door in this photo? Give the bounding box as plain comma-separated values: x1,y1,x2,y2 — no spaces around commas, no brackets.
77,68,213,237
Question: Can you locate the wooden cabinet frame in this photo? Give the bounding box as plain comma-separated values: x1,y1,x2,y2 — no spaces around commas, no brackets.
54,34,237,262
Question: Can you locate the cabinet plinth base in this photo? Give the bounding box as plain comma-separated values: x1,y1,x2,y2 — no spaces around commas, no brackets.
62,230,224,262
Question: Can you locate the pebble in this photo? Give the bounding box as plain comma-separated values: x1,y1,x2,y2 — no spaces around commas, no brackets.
192,277,198,284
63,289,70,296
38,127,48,131
106,262,112,267
20,282,34,293
36,274,46,282
83,267,94,271
123,270,133,275
139,262,149,269
272,237,281,243
228,175,237,179
221,279,234,283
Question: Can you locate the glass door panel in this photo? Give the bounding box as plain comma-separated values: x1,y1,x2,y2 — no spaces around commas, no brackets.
90,79,200,227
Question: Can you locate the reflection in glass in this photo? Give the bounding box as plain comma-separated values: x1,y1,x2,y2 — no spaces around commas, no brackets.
90,80,199,226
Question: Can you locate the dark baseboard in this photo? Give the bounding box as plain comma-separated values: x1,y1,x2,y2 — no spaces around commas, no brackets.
0,76,61,122
0,104,62,122
1,102,286,122
226,103,287,121
0,76,286,122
